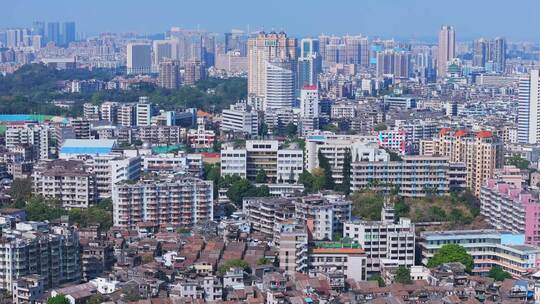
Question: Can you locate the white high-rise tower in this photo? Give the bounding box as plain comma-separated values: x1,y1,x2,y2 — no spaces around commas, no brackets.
518,70,540,144
437,25,455,77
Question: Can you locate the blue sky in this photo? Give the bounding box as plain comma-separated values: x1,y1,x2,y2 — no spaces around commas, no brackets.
2,0,540,41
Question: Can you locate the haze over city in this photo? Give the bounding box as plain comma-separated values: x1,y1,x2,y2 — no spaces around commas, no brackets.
2,0,540,40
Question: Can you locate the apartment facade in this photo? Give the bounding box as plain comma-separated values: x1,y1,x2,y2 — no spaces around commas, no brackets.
85,154,141,198
305,133,381,185
221,140,303,183
480,179,540,245
278,229,308,275
5,123,52,160
309,244,367,282
419,129,503,196
243,194,351,242
343,205,415,273
112,176,213,230
136,126,185,145
0,222,80,291
32,159,97,209
351,156,467,197
420,230,540,278
221,102,259,136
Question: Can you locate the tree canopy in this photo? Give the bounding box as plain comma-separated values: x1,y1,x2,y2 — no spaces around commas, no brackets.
487,266,512,281
224,176,271,205
0,63,247,116
255,169,269,183
395,266,412,284
318,150,335,190
427,244,474,272
47,295,70,304
506,155,530,170
351,191,385,220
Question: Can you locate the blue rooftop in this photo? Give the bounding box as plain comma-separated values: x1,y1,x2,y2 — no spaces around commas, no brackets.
60,139,116,155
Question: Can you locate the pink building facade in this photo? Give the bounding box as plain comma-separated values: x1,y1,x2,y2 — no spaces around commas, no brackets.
481,179,540,245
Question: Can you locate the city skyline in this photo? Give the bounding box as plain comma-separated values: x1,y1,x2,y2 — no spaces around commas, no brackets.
3,0,540,41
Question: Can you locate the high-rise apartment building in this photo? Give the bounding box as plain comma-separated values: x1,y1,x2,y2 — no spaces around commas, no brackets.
158,59,181,89
5,123,52,160
32,159,97,209
300,86,319,118
472,38,487,67
118,104,135,127
297,38,321,90
85,153,141,199
472,37,506,73
100,102,119,123
247,32,297,98
61,22,75,46
492,37,506,73
279,228,308,275
136,96,154,127
343,35,369,66
112,176,213,230
437,25,455,77
518,70,540,144
376,49,411,78
265,60,295,111
224,30,247,56
46,22,60,45
126,43,152,75
32,21,45,37
420,129,503,196
184,60,206,85
152,40,176,68
6,28,29,48
70,118,90,139
0,221,80,291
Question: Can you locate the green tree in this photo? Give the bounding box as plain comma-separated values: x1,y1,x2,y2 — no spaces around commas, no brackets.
258,123,268,137
374,123,388,131
299,170,316,193
370,274,386,287
255,169,268,183
226,178,270,205
25,197,66,221
226,179,252,205
318,150,335,190
506,155,530,170
8,178,33,207
218,259,250,274
204,163,221,198
47,295,70,304
351,191,384,220
284,122,297,137
339,148,352,195
427,244,474,272
395,266,412,284
487,266,512,281
394,201,410,219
